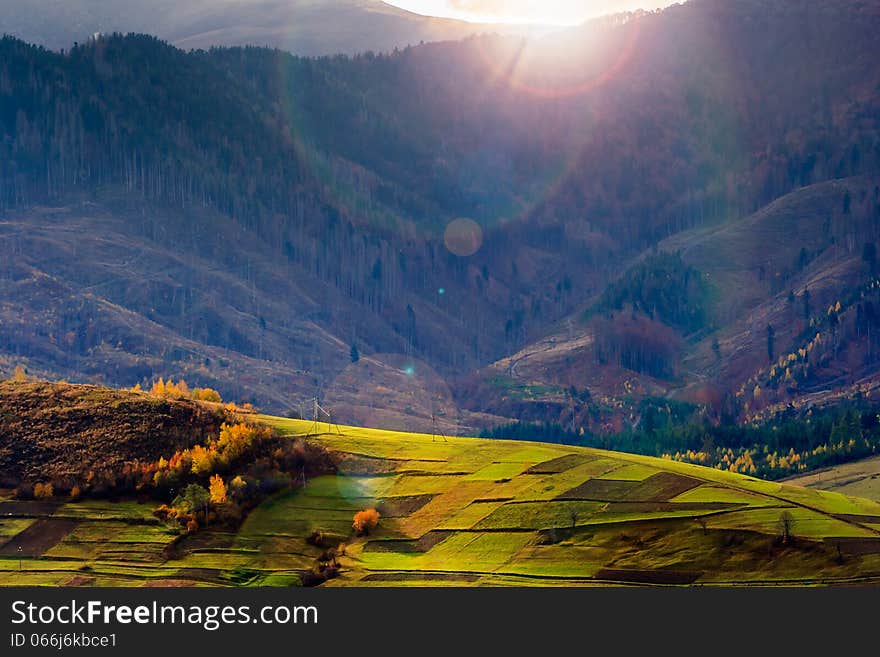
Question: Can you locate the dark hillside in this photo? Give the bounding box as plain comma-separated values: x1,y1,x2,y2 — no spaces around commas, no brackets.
0,381,225,484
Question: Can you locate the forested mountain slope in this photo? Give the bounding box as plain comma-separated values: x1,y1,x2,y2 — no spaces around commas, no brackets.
1,0,879,429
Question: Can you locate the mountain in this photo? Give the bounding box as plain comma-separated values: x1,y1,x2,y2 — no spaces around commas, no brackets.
1,0,879,432
462,176,880,432
0,0,551,55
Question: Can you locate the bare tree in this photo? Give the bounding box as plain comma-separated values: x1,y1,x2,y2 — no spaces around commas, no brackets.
568,504,580,530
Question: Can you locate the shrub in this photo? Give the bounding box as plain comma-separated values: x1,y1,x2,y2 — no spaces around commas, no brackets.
193,387,222,403
33,482,54,499
353,509,380,536
153,504,177,522
173,483,210,515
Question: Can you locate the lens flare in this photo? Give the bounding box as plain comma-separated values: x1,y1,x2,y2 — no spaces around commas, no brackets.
443,218,484,256
472,16,643,100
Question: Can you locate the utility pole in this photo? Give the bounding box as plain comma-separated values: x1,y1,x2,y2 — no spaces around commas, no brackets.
431,413,447,442
309,397,342,436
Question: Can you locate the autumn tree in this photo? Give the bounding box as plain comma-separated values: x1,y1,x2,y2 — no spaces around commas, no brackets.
190,444,217,476
193,387,222,403
33,482,53,499
353,509,380,536
12,365,27,382
209,474,227,505
230,475,247,497
150,377,167,396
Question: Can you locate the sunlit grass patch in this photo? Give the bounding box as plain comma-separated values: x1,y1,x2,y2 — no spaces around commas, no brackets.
389,474,464,496
778,486,880,516
0,517,35,538
437,501,506,530
706,507,875,539
671,484,772,506
53,501,158,522
473,501,604,530
601,463,661,481
466,462,529,481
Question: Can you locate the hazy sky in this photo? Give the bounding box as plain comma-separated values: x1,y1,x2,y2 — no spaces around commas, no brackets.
383,1,679,26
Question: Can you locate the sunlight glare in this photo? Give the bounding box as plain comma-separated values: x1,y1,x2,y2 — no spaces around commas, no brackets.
382,1,678,26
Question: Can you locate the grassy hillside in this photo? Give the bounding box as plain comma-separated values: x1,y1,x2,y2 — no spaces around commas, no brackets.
786,455,880,503
264,419,880,586
4,414,880,587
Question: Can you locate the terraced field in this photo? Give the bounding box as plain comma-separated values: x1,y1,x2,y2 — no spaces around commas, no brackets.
3,417,880,586
262,419,880,586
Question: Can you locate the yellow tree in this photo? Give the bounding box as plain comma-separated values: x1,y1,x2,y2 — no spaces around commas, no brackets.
209,474,227,505
190,444,216,475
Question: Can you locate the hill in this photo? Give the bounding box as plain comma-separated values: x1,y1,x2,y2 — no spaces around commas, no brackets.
3,408,880,586
0,381,226,485
786,455,880,503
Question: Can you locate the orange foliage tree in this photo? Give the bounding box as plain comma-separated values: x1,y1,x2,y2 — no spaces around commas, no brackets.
33,482,53,499
353,509,380,536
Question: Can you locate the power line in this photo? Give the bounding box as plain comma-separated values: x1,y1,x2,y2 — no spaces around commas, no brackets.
431,413,447,442
306,397,342,437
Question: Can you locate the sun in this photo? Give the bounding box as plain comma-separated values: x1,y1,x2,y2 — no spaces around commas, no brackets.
382,1,677,26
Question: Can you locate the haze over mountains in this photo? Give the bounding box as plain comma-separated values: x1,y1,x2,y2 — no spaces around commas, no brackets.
0,0,552,55
1,0,879,434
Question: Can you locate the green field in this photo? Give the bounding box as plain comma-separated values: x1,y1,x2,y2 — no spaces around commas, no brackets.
3,417,880,586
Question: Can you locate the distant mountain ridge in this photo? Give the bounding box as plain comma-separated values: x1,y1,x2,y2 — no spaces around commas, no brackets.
0,0,553,55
